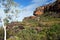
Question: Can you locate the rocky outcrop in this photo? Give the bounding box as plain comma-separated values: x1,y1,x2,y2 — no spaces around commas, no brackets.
33,0,60,16
23,0,60,22
23,16,37,21
33,6,45,16
6,22,24,29
6,0,60,29
46,0,60,12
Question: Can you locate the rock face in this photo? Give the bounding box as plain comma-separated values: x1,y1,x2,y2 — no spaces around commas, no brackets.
24,0,60,20
6,22,24,29
33,0,60,16
33,6,45,16
23,16,37,21
6,0,60,29
46,0,60,12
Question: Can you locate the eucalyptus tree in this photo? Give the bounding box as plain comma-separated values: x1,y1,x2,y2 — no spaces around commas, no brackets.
0,0,20,40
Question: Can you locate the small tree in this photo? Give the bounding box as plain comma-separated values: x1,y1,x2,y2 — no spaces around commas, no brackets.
0,0,20,40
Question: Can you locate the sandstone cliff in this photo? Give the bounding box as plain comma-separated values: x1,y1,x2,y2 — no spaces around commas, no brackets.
33,0,60,16
6,0,60,29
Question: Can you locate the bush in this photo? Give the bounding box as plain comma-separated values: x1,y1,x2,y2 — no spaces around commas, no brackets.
0,27,4,40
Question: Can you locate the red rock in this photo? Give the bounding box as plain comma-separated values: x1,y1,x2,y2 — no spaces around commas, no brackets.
33,0,60,16
33,6,44,16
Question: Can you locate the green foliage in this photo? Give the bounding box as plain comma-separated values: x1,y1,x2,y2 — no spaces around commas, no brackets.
46,24,60,40
7,23,60,40
6,11,60,40
0,27,4,40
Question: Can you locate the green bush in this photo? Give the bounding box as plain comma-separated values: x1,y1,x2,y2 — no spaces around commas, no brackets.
0,27,4,40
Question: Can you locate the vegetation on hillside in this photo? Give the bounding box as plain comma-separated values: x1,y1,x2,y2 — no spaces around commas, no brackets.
7,23,60,40
6,11,60,40
0,27,4,40
6,0,60,40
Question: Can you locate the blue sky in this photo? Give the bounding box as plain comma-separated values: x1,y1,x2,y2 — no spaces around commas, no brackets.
0,0,56,22
0,0,56,26
14,0,32,7
13,0,56,21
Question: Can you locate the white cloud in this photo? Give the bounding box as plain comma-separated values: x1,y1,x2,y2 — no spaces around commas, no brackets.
32,0,47,3
0,0,56,22
32,0,56,5
45,0,56,4
17,3,40,21
17,0,56,21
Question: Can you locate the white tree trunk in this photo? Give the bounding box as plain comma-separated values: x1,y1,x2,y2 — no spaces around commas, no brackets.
2,19,6,40
4,26,6,40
